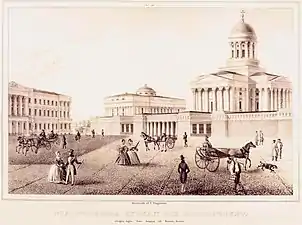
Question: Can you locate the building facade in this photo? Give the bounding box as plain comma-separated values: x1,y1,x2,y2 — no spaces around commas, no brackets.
8,81,72,135
191,13,292,113
91,12,292,144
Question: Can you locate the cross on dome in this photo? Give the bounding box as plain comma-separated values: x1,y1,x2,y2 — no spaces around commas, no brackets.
241,9,245,22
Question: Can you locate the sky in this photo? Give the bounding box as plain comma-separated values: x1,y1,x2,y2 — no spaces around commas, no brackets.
7,6,297,121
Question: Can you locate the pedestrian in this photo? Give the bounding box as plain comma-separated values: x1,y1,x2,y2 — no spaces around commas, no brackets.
183,132,188,147
277,138,283,159
65,149,82,186
101,129,104,137
255,131,259,146
62,133,67,149
161,133,167,152
91,129,95,138
228,157,244,193
271,140,278,161
259,130,264,145
178,155,190,194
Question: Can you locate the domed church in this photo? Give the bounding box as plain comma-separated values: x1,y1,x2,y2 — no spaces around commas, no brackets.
191,11,292,113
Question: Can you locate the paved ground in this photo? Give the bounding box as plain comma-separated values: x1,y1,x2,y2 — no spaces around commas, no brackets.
8,138,293,195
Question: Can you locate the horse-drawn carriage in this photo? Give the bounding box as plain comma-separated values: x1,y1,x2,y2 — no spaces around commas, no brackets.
140,132,177,151
47,133,61,146
195,141,256,172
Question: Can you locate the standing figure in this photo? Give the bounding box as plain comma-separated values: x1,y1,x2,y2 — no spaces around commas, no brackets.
127,139,140,165
62,133,67,149
271,140,278,161
101,129,104,137
65,149,82,185
183,132,188,147
48,151,66,184
255,131,259,146
91,129,95,138
178,155,190,194
228,157,244,193
161,133,167,152
115,139,131,166
259,130,264,145
277,139,283,159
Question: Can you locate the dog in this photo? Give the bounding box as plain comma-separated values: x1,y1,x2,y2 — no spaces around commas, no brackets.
257,161,278,172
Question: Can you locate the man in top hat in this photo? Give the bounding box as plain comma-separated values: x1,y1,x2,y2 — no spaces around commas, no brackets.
178,155,190,194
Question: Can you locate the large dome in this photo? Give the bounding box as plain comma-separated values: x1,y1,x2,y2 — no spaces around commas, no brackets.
229,21,256,39
136,84,156,96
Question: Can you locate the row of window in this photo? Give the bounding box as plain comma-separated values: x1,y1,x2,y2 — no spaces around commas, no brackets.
11,97,70,107
121,123,134,133
191,123,212,135
10,107,70,118
12,122,71,131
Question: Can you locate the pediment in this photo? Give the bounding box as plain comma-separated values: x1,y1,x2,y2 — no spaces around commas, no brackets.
193,74,232,87
272,76,291,83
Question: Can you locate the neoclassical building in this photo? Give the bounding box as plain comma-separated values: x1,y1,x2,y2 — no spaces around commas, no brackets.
91,85,187,135
91,11,292,143
191,12,292,113
8,81,73,135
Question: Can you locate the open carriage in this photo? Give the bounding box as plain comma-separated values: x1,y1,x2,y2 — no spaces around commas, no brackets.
195,141,256,172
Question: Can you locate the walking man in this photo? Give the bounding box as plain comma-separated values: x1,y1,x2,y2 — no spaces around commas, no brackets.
161,133,167,152
259,130,264,145
255,131,259,146
183,132,188,147
91,129,95,138
101,129,104,137
178,155,190,194
277,138,283,159
62,133,67,149
271,140,279,161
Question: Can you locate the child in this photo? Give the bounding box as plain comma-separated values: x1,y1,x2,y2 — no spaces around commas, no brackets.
178,155,190,194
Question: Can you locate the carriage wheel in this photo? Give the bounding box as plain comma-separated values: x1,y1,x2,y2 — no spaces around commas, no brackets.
195,150,207,169
45,142,51,150
166,138,175,149
205,151,220,172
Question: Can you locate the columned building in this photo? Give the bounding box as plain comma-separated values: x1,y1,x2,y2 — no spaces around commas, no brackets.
91,11,292,142
191,12,292,113
8,81,73,135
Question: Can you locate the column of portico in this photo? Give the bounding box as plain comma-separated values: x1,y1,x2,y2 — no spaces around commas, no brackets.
204,88,209,112
12,95,17,116
284,89,288,108
213,88,217,111
229,87,234,111
218,87,224,111
286,89,289,108
269,88,273,110
192,89,197,110
241,88,245,111
25,97,29,116
8,95,11,116
258,88,262,111
262,88,268,111
19,96,23,116
197,89,201,111
233,87,238,111
244,88,249,111
224,87,230,111
25,121,29,135
277,89,281,110
168,122,172,135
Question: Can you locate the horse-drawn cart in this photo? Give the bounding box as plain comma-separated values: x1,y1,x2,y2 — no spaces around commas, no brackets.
195,141,256,172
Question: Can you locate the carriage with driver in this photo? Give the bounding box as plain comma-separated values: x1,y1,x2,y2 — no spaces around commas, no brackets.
140,132,177,151
195,141,256,172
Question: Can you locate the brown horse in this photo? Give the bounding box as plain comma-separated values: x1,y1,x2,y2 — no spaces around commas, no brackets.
224,141,257,171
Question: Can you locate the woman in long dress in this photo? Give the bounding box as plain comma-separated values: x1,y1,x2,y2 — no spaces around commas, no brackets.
48,151,66,184
65,149,82,186
127,139,140,165
115,139,131,166
178,155,190,194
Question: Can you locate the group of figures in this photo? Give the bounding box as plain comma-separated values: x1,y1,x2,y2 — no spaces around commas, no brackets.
115,139,141,166
48,149,83,185
272,139,284,161
16,130,66,156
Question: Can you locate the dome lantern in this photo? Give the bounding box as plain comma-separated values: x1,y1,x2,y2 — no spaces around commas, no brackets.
136,84,156,96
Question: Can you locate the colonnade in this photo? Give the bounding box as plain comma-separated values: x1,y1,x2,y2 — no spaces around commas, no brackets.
146,121,177,137
192,87,292,112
